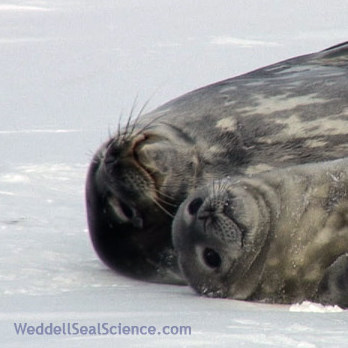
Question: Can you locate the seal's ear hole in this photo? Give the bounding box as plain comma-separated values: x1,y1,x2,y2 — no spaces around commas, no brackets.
203,248,221,268
188,198,203,215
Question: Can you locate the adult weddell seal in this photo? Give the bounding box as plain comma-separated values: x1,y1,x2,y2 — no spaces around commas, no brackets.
86,42,348,306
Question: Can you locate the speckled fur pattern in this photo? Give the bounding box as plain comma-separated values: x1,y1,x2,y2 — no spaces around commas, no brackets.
86,42,348,288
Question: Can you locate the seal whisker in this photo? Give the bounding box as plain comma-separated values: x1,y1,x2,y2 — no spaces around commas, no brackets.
116,112,123,141
152,189,178,206
131,113,169,139
153,189,177,201
129,98,153,137
155,195,178,208
117,96,140,145
151,198,175,218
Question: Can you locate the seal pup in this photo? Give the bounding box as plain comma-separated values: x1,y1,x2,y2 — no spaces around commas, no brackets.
172,158,348,307
86,42,348,284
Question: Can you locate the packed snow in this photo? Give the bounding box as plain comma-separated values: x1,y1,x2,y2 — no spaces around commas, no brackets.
1,1,348,347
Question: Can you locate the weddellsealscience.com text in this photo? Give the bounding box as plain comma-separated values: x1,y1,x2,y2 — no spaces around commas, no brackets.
13,321,192,337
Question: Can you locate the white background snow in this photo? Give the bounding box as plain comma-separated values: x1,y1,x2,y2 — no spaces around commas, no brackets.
1,1,348,347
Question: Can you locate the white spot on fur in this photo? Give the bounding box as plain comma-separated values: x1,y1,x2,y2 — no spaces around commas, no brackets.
209,145,223,153
216,118,238,131
329,173,340,183
257,114,348,143
244,81,267,87
303,139,328,148
239,93,327,115
279,155,296,161
220,86,238,92
339,107,348,116
245,164,274,175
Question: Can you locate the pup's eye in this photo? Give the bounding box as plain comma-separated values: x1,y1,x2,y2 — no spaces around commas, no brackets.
203,248,221,268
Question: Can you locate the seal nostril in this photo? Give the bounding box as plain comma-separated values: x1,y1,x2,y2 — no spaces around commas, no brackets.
119,201,143,228
104,153,118,166
203,248,222,268
188,197,203,215
120,201,133,220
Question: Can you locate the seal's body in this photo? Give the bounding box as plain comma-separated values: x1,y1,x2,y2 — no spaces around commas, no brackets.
86,42,348,290
173,158,348,307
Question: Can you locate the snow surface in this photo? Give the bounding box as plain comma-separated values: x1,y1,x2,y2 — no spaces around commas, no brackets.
1,1,348,347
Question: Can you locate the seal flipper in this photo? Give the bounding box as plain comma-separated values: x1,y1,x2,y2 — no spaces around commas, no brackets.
317,253,348,308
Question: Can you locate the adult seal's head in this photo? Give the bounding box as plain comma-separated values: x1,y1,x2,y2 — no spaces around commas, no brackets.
86,119,202,283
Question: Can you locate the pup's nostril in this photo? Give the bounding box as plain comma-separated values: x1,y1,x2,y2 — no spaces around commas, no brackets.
187,197,203,215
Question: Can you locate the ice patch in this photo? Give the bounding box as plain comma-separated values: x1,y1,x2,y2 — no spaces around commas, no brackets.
210,36,281,48
0,38,55,44
0,4,51,12
289,301,343,313
0,191,14,195
0,129,81,134
0,174,30,183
